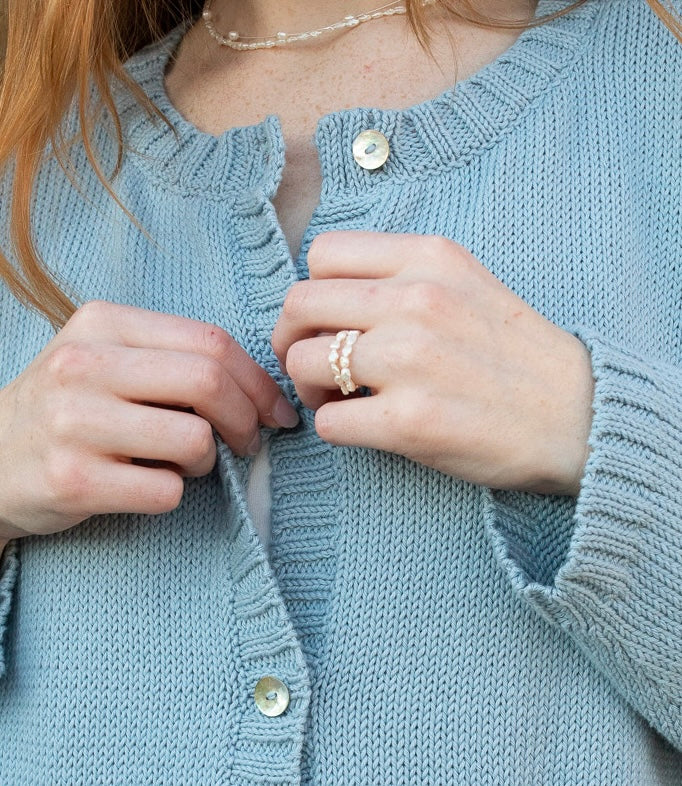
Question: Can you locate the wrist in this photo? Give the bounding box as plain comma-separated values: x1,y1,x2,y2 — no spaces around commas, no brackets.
518,336,594,497
543,338,595,496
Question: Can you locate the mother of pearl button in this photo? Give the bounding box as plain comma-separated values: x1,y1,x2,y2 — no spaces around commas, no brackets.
352,129,390,170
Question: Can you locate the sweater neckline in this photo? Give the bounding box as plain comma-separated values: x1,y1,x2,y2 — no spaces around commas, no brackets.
122,0,599,197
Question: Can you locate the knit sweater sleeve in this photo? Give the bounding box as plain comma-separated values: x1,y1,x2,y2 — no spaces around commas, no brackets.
484,327,682,750
0,541,19,678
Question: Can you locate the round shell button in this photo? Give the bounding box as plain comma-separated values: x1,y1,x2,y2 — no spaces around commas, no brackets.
352,129,390,170
254,676,290,717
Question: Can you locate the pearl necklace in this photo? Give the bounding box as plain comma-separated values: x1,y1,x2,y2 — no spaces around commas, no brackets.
201,0,434,51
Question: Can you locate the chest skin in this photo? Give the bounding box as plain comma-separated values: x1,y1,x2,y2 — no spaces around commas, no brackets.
165,3,532,258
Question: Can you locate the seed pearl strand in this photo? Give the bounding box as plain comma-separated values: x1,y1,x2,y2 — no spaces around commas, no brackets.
202,0,435,51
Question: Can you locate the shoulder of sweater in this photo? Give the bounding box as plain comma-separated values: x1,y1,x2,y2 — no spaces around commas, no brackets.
596,0,681,67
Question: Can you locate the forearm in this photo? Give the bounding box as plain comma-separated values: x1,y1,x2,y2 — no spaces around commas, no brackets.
486,329,682,749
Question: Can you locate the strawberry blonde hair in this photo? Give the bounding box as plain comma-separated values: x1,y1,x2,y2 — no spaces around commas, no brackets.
0,0,680,328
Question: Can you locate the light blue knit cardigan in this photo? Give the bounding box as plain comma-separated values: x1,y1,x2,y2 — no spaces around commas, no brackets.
0,0,680,782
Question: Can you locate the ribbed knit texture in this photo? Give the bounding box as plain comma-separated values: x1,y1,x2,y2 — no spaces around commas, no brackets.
0,0,681,782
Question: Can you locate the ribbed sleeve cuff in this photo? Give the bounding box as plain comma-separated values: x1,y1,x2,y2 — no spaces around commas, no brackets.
484,330,682,746
0,540,19,678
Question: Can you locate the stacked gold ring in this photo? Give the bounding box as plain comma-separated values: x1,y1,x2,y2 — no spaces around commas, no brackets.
328,330,361,395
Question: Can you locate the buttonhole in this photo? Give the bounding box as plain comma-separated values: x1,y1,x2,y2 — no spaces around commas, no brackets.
364,143,377,155
266,691,278,702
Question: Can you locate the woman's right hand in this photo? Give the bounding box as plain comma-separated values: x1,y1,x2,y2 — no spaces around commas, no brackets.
0,300,298,542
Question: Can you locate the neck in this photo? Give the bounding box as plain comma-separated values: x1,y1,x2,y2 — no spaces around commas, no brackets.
205,1,404,38
204,0,537,40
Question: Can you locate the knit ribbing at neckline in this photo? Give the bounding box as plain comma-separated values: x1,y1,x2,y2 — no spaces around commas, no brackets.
121,25,284,201
121,0,599,197
315,0,599,193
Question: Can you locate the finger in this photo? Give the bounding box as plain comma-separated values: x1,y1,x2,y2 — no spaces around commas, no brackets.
273,279,390,364
99,346,275,448
63,302,298,429
64,301,231,349
85,461,186,516
313,394,409,455
285,333,382,395
49,344,263,454
123,353,262,454
92,402,218,476
307,231,459,280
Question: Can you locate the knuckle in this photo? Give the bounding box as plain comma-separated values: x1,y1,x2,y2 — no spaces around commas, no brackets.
48,396,80,442
70,300,111,330
250,369,273,405
282,281,311,320
307,233,333,268
44,451,89,512
284,343,307,379
182,419,215,465
191,357,225,400
314,407,336,442
44,341,92,385
424,234,457,262
397,280,447,319
154,473,185,512
425,235,477,279
199,323,234,364
237,410,259,443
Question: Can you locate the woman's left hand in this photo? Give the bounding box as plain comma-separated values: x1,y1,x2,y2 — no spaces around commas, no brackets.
272,232,595,496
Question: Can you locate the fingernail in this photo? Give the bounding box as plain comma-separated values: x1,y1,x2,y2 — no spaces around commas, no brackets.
246,433,262,456
273,397,300,429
